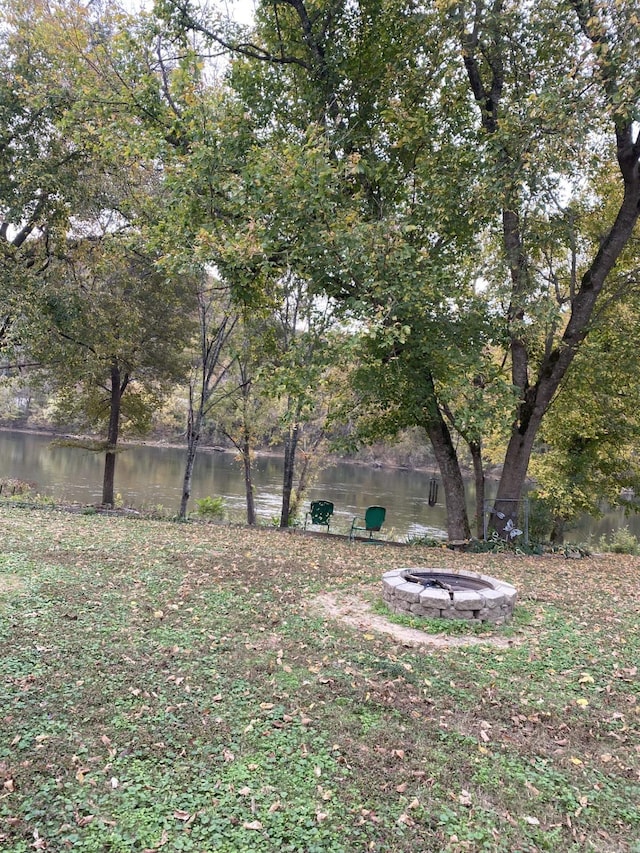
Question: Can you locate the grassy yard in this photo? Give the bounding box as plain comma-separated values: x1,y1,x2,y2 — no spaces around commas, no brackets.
0,504,638,852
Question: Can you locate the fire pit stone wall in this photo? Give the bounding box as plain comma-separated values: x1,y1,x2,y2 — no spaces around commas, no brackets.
382,567,517,624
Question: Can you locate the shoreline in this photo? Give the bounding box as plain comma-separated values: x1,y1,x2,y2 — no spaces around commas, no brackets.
0,424,494,479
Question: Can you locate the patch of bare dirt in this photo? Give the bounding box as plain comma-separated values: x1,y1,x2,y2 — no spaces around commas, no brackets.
310,592,518,648
0,576,24,596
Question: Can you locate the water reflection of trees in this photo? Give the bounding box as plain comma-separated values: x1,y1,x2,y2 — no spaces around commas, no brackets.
1,431,636,542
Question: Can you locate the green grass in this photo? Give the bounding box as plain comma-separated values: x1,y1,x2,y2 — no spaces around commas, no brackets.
0,505,638,852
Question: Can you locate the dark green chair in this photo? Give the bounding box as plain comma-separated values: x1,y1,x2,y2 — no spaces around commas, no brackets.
304,500,334,532
349,505,386,541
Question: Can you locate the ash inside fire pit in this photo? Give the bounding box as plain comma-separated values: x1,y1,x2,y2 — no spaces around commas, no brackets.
382,568,517,624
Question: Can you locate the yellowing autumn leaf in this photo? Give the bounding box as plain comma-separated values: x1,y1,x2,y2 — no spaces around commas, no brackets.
578,673,595,685
576,697,589,707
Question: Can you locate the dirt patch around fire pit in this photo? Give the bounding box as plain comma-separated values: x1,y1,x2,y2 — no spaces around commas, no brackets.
310,592,518,648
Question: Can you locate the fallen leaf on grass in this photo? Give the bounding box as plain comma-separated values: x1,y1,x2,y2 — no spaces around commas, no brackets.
173,810,191,821
31,830,46,850
243,820,263,830
458,790,472,806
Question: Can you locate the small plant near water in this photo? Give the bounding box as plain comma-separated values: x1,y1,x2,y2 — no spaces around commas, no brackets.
0,478,33,497
404,533,446,547
597,524,640,554
194,494,226,520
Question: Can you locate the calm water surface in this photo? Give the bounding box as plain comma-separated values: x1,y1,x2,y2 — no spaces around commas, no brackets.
0,430,634,543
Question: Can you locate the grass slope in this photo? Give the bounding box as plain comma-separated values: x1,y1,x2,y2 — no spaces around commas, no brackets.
0,505,638,852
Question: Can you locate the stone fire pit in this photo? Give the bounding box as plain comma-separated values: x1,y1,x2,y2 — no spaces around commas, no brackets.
382,568,517,624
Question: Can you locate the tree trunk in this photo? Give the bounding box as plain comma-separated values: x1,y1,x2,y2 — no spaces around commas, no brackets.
179,388,202,520
470,441,485,539
288,430,326,520
102,363,126,507
461,8,640,537
550,516,565,546
242,429,257,525
426,413,470,542
280,422,299,528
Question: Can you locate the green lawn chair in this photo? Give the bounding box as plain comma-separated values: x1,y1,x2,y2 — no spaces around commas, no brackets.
349,505,386,542
304,500,334,532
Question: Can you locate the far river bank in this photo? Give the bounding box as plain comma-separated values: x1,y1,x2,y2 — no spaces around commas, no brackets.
0,426,632,545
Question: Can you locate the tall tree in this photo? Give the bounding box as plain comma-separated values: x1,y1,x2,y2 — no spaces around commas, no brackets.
178,277,238,520
456,0,640,536
529,271,640,542
161,0,640,540
33,233,192,506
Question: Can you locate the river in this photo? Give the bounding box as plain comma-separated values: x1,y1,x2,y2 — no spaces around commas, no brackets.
0,429,636,545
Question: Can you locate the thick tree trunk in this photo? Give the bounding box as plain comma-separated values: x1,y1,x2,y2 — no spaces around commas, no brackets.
461,9,640,536
550,517,565,546
280,423,299,528
426,413,470,542
102,364,126,507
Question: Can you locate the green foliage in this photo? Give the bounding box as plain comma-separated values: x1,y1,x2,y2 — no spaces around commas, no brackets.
404,534,446,548
598,525,640,555
194,495,226,520
530,291,640,528
527,491,557,544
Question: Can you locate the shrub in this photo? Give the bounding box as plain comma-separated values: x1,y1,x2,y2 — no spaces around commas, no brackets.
194,495,226,520
598,525,640,555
